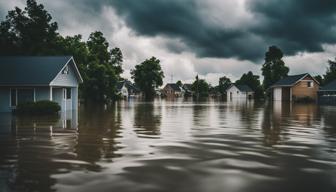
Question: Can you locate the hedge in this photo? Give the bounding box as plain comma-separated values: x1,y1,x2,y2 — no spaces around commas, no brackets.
15,100,61,115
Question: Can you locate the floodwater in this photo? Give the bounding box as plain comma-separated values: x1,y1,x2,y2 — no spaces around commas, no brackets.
0,98,336,192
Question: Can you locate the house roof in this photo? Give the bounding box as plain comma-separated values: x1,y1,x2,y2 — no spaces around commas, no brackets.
235,84,253,92
0,56,82,86
320,79,336,91
116,80,140,92
271,73,314,87
165,83,182,91
182,83,192,90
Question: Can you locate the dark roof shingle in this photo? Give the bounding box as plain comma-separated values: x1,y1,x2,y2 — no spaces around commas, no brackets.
0,56,72,85
235,84,253,92
166,83,182,91
272,73,308,87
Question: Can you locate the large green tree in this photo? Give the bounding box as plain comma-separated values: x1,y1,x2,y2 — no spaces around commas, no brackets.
218,76,231,95
0,0,60,55
236,71,264,99
192,75,209,97
262,46,289,89
131,57,164,99
324,58,336,84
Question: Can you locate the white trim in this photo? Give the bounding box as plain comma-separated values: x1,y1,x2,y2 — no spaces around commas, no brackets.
33,88,36,102
50,86,53,101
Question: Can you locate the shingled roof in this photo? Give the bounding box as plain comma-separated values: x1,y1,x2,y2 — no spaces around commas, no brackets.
320,79,336,91
235,84,253,92
271,73,309,87
0,56,82,86
165,83,182,91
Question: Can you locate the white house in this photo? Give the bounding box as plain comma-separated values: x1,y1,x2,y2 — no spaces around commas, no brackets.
0,56,83,112
226,84,254,100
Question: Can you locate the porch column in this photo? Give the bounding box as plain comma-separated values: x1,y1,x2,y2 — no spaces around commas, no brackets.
49,86,53,101
290,87,292,102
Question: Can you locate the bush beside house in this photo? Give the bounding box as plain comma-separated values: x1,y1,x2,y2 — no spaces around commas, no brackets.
15,101,61,115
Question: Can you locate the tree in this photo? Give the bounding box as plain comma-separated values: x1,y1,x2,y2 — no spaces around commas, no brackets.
176,80,182,87
236,71,264,99
262,46,289,89
0,0,60,55
314,75,323,85
83,31,119,102
192,76,209,97
324,58,336,84
111,47,123,75
218,76,231,95
131,57,164,99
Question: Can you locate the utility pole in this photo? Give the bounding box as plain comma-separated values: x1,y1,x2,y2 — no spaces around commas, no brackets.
171,74,173,83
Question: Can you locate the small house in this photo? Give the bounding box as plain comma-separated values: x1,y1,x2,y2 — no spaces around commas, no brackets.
271,73,319,102
116,80,140,98
226,84,254,100
163,83,183,97
182,83,193,96
0,56,83,112
318,79,336,105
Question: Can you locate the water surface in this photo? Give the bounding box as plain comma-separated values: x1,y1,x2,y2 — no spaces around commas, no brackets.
1,99,336,192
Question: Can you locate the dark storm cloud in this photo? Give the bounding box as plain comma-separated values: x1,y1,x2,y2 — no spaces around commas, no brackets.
248,0,336,56
107,0,336,61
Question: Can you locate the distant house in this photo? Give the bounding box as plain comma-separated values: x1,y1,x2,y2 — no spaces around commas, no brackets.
226,84,254,100
116,80,140,98
271,73,319,102
318,79,336,105
163,83,183,97
0,56,83,112
182,83,193,96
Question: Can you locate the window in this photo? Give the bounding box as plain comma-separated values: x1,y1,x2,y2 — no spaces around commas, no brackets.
10,89,17,107
17,89,34,104
237,91,239,94
66,88,71,99
62,66,69,74
307,81,313,88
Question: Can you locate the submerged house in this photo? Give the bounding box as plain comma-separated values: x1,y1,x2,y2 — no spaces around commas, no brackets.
318,79,336,105
271,73,319,102
0,56,83,112
116,80,140,98
162,83,183,97
226,84,254,100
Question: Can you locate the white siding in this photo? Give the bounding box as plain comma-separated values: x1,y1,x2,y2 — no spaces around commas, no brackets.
226,85,248,100
273,87,282,101
50,63,79,87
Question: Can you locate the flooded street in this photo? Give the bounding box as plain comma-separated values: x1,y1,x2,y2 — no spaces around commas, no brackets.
1,99,336,192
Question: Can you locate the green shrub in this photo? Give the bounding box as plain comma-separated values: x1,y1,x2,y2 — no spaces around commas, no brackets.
15,100,61,115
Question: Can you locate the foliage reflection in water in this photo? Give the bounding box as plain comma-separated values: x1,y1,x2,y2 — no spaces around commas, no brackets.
0,99,336,192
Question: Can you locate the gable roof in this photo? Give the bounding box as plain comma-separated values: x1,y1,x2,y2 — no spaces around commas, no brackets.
165,83,182,91
227,84,253,92
116,80,140,92
271,73,318,87
235,84,253,92
320,79,336,91
182,83,192,90
0,56,83,86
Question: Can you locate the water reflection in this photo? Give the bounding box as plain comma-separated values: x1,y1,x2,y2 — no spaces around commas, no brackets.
0,100,336,192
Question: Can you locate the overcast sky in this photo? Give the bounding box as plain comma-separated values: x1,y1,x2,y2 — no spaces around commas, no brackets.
1,0,336,85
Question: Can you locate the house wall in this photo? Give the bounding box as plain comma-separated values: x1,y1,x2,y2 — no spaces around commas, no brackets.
273,87,282,101
35,87,50,101
292,78,319,100
0,88,10,112
226,86,247,100
53,88,65,111
163,86,178,97
50,62,79,87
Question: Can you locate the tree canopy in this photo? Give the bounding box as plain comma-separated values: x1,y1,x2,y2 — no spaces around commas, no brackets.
218,76,231,95
131,57,164,99
236,71,264,99
192,75,210,97
324,58,336,85
262,46,289,89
